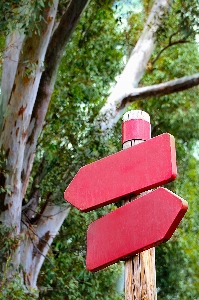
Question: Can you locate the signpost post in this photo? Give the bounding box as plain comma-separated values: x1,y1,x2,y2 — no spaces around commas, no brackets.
122,110,155,300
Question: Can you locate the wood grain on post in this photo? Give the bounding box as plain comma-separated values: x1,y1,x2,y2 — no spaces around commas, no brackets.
122,110,157,300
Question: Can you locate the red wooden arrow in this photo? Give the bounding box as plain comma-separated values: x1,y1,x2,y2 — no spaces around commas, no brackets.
64,133,177,212
86,188,188,272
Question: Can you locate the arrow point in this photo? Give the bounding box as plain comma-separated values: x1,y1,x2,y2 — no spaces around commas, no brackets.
86,188,188,272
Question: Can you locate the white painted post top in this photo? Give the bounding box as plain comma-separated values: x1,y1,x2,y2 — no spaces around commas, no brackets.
123,110,150,123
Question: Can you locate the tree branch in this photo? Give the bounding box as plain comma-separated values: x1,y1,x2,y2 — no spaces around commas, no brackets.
29,203,70,288
152,29,192,65
98,0,173,131
152,39,190,65
22,153,47,219
118,73,199,109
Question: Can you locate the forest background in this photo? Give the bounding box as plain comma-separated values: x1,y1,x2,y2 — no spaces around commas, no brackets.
1,0,199,299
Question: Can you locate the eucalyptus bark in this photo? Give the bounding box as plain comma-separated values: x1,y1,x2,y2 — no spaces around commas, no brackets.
0,1,59,277
0,0,90,288
21,202,70,288
0,32,24,132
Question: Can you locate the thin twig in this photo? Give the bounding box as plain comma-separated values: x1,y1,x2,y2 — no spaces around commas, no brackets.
24,225,55,267
152,39,190,65
169,30,180,44
22,197,35,210
27,206,70,218
21,217,52,249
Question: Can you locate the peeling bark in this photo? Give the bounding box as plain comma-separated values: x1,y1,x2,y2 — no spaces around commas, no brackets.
0,32,24,133
22,154,47,220
0,0,59,275
21,203,70,288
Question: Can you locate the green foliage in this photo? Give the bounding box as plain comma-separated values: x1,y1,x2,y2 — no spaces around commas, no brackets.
0,150,12,196
153,0,199,67
38,207,123,299
0,0,47,35
177,0,199,36
0,225,21,266
0,275,38,299
23,60,40,78
155,154,199,300
0,34,5,77
135,18,199,298
0,224,38,299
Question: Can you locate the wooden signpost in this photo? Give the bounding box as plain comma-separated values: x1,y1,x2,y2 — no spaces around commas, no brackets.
64,109,188,300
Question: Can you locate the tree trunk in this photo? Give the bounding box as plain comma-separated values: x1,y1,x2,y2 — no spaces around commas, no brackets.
21,202,70,288
0,32,24,132
0,0,59,278
0,0,91,289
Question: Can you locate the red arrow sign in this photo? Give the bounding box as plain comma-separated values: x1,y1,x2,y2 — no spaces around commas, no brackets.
64,133,177,212
86,188,188,272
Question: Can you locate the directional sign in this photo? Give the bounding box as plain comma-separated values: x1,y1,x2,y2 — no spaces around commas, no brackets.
86,188,188,272
64,133,177,212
